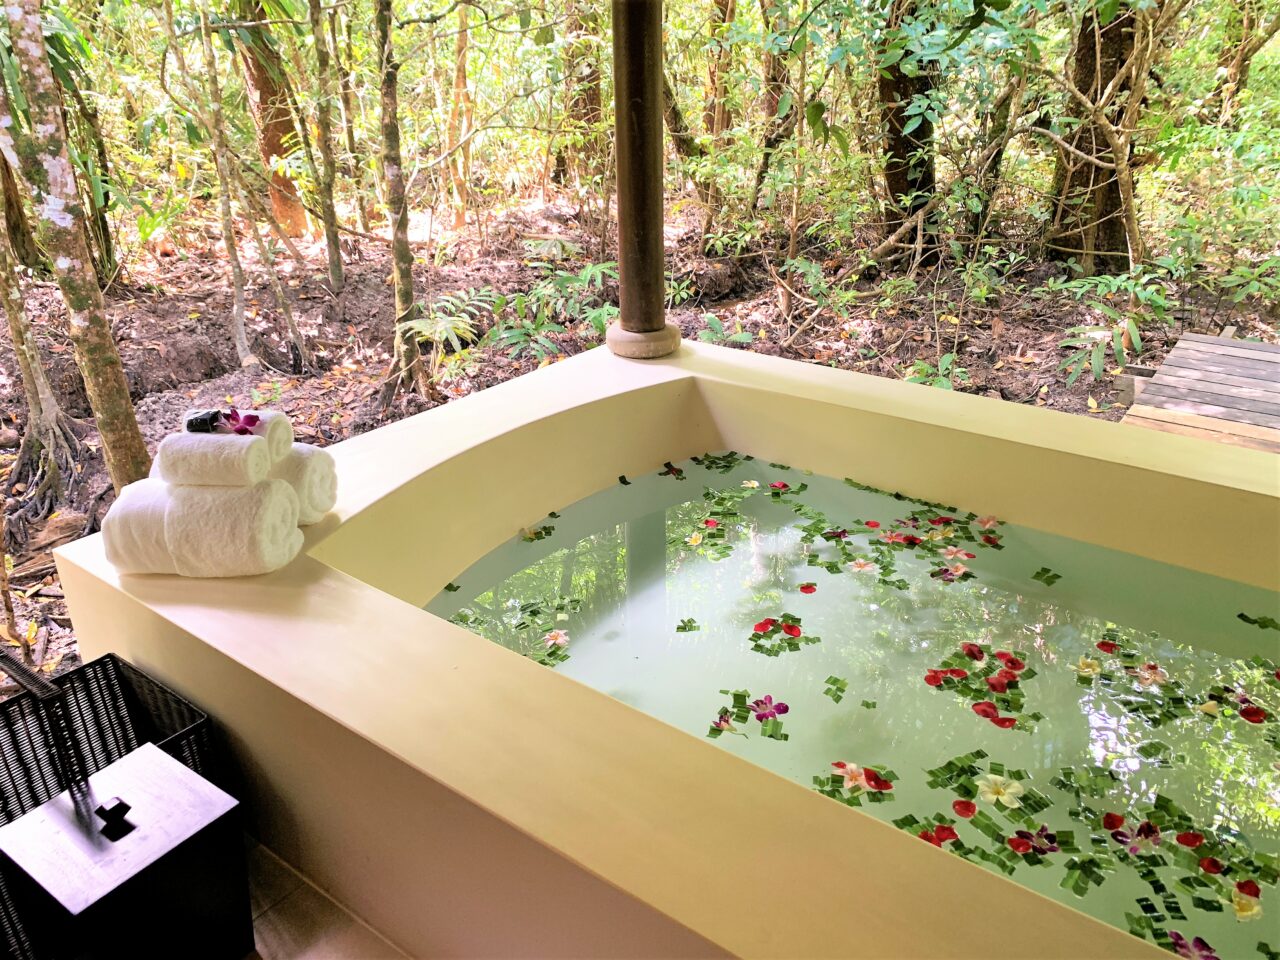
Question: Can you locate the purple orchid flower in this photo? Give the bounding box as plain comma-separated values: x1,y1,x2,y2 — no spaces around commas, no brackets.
1014,825,1059,855
749,695,789,722
1169,932,1218,960
1112,820,1161,855
220,408,262,436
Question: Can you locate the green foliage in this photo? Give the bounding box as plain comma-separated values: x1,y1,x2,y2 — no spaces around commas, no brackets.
696,313,753,344
905,353,969,390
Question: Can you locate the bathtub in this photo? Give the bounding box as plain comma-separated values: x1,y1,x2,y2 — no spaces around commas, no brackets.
56,341,1279,958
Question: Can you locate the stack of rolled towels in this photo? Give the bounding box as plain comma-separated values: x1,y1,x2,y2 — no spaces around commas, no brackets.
102,409,337,578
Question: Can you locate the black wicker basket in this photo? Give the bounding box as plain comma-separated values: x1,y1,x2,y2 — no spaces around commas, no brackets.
0,653,223,960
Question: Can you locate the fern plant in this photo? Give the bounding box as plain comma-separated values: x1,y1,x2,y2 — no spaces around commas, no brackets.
400,287,504,380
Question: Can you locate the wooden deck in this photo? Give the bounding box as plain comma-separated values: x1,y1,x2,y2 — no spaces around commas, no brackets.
1123,333,1280,454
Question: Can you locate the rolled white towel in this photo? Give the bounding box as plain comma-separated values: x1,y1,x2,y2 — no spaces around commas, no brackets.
102,478,177,575
184,408,293,462
270,442,337,525
155,432,272,487
103,477,303,578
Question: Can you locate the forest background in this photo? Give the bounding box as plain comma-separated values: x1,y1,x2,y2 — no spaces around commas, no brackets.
0,0,1277,679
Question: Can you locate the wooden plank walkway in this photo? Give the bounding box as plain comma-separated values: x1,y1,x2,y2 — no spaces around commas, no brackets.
1123,333,1280,453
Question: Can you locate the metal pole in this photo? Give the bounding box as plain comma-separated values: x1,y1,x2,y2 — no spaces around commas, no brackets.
607,0,680,358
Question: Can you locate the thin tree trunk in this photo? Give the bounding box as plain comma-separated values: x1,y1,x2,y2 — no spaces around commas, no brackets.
308,0,346,293
1208,0,1280,125
232,177,310,372
187,6,255,365
337,11,371,232
0,0,149,492
375,0,428,401
1,154,41,269
234,1,309,237
445,6,473,229
705,0,737,137
63,85,116,283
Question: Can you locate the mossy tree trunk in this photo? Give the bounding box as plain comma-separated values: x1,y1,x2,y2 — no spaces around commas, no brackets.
0,0,148,493
376,0,427,400
308,0,346,293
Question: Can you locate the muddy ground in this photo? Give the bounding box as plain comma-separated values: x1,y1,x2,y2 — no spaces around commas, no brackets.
1,197,1273,685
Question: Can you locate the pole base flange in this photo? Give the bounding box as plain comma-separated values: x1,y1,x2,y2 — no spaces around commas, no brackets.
605,321,682,359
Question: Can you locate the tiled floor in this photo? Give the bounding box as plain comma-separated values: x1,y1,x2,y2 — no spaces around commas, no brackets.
246,842,407,960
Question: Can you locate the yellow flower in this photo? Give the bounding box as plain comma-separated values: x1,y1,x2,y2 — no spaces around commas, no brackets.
1233,889,1263,922
1199,701,1220,716
684,532,703,547
1075,656,1102,677
741,480,760,489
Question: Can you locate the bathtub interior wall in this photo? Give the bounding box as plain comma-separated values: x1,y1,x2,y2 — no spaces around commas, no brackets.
308,376,726,606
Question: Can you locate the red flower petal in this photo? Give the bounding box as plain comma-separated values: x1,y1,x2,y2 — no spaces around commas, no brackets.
985,677,1009,694
945,668,968,679
753,619,776,634
952,799,977,819
961,643,985,661
1237,879,1261,899
964,552,976,559
1176,832,1205,848
1102,813,1125,831
781,623,802,637
919,830,942,847
1241,705,1268,724
769,481,790,490
799,583,817,594
1007,837,1033,854
972,701,999,718
1004,657,1026,672
933,824,959,843
991,716,1017,729
982,534,1000,546
1199,857,1223,874
863,769,893,791
994,651,1014,664
903,535,923,546
924,671,944,687
865,520,881,529
703,519,719,528
1097,640,1119,654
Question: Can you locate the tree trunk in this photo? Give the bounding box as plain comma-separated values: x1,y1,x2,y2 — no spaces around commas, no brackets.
184,6,255,365
878,0,936,239
0,187,79,532
63,85,116,284
334,10,370,232
1,154,41,269
308,0,346,293
704,0,737,139
758,0,789,120
564,0,604,182
1208,0,1280,125
1047,10,1134,276
0,0,149,492
375,0,428,400
234,1,309,237
445,6,473,229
